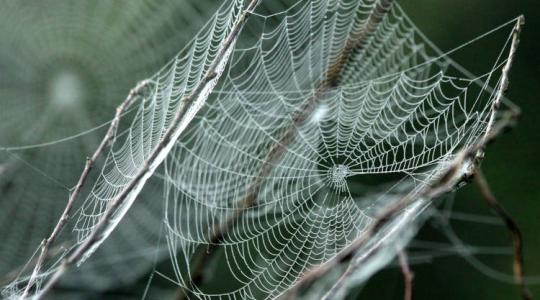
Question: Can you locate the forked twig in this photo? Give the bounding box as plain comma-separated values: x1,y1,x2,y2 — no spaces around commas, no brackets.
21,79,151,298
177,1,395,298
474,169,532,300
26,1,261,298
282,15,524,299
398,251,414,300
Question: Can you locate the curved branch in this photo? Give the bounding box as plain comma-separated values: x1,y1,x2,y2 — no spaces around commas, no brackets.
474,169,532,300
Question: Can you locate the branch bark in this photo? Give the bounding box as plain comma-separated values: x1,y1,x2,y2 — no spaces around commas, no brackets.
467,20,531,299
398,251,414,300
28,1,261,298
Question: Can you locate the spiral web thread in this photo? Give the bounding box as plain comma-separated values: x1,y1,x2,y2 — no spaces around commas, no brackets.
2,0,520,299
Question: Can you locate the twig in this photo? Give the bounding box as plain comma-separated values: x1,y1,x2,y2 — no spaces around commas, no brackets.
482,15,524,140
473,169,532,300
28,1,261,298
398,251,414,300
282,15,523,298
21,79,151,298
177,1,396,298
468,18,531,300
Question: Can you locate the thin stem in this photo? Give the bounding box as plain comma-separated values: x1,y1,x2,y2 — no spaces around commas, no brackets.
21,79,150,298
474,169,532,300
398,251,414,300
482,15,524,141
31,1,260,298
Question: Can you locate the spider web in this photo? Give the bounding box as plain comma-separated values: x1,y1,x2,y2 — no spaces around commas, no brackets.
1,0,520,299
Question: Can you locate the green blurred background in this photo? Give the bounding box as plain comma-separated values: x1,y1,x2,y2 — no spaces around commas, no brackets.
359,0,540,299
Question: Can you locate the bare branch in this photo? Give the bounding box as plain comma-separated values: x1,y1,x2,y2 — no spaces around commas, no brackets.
21,79,151,298
468,20,531,300
398,251,414,300
28,1,261,298
474,169,532,300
